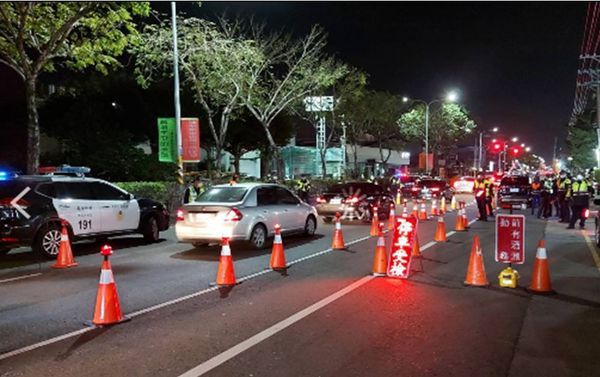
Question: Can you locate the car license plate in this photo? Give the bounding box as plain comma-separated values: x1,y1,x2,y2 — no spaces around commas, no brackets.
330,198,342,204
192,213,212,222
510,188,519,193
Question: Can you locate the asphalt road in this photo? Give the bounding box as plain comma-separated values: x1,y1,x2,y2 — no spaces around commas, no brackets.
1,194,599,377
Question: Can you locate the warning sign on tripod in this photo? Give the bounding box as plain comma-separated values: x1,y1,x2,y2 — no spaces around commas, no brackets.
387,215,418,279
495,214,525,264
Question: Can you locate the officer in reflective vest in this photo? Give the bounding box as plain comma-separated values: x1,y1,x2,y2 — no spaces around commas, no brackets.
485,177,494,216
474,175,488,221
530,178,542,215
566,174,590,229
183,176,205,204
558,171,572,223
295,177,311,203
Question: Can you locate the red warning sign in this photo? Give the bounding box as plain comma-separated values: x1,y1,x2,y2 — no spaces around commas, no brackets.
495,214,525,264
387,215,418,279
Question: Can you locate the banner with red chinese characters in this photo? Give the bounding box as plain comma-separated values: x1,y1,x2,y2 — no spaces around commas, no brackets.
387,215,418,278
495,214,525,264
181,118,201,162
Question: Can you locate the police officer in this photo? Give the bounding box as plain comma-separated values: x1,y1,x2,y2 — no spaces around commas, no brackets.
538,176,553,219
558,171,572,223
530,177,541,215
567,174,591,229
296,177,312,203
183,176,205,204
485,176,494,217
229,174,239,186
474,175,487,221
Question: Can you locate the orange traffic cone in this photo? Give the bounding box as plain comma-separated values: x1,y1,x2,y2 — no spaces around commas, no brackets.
216,237,237,286
418,202,428,221
270,224,286,270
332,212,345,250
395,190,402,205
431,199,439,216
388,205,396,230
440,196,447,214
370,207,380,236
92,245,127,326
527,240,555,294
455,208,466,231
52,220,78,269
450,195,457,211
464,235,489,286
411,202,418,218
434,216,447,242
372,223,388,276
412,232,421,256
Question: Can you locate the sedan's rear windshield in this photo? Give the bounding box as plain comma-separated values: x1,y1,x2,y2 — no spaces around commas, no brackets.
500,177,529,186
197,187,247,203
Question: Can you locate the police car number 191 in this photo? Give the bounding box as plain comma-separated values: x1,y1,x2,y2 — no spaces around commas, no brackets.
78,219,92,230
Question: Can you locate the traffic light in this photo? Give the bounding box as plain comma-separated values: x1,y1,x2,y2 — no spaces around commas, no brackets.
510,145,522,157
490,141,504,153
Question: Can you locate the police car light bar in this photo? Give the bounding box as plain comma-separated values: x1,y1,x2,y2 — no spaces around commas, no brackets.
55,165,91,175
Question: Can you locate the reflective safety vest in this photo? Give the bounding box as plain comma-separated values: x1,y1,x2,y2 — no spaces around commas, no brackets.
559,178,571,191
570,181,589,196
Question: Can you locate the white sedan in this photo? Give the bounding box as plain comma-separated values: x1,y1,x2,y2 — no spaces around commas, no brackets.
175,183,318,249
453,176,475,193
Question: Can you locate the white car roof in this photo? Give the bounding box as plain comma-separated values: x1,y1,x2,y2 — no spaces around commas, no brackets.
210,182,283,189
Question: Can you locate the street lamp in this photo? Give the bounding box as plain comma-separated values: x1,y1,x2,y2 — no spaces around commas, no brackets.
405,90,459,174
492,127,499,132
477,126,500,173
520,143,525,148
402,96,409,103
511,136,519,142
525,147,531,152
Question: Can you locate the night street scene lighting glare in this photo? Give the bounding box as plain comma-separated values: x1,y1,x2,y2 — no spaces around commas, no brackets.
511,137,519,142
446,91,458,102
525,147,531,152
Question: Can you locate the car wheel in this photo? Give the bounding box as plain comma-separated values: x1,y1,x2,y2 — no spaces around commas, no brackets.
34,223,62,259
249,224,267,250
304,216,317,236
322,217,333,224
142,216,160,243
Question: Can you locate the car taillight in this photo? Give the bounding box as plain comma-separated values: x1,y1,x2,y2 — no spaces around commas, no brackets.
348,196,359,203
316,197,326,203
431,187,440,192
224,207,243,222
176,208,184,221
411,187,420,192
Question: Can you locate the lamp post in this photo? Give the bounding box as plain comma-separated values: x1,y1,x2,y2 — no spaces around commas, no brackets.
477,127,499,172
405,91,458,174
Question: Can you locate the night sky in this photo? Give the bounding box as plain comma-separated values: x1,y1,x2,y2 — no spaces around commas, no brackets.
0,2,587,163
187,1,587,160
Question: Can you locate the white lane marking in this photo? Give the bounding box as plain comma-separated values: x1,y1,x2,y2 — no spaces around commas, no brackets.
0,233,374,361
421,241,436,250
0,328,93,361
0,272,42,284
178,275,375,377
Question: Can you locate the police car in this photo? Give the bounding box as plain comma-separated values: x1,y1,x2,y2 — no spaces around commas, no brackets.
0,166,170,258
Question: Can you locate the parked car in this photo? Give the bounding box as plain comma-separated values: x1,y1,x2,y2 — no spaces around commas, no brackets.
411,179,455,200
453,176,475,193
0,172,170,258
315,182,395,223
497,175,531,209
593,198,600,246
175,183,317,249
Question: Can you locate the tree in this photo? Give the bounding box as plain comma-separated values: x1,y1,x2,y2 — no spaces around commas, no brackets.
566,112,596,172
237,24,347,177
133,16,263,175
0,2,150,173
398,103,476,170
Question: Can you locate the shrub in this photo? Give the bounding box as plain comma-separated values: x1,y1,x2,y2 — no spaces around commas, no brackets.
114,181,184,214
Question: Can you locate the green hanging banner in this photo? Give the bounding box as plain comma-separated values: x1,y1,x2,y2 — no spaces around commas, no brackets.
157,118,177,163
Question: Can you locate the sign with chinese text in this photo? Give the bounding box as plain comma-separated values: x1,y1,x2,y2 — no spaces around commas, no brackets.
181,118,201,162
495,214,525,264
387,215,418,278
157,118,176,163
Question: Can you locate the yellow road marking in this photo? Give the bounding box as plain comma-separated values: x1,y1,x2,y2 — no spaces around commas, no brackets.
581,230,600,273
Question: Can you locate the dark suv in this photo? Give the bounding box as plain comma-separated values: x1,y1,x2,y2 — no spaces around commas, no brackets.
497,175,531,209
315,182,395,222
0,175,170,258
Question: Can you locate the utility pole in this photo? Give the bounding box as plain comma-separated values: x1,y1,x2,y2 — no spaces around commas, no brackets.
171,2,184,185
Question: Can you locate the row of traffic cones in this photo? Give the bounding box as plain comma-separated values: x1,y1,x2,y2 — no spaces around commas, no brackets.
464,236,554,293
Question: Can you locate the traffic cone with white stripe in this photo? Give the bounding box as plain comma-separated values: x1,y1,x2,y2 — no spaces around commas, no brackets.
388,205,396,230
270,224,286,270
412,231,421,256
52,220,78,269
434,215,447,242
460,202,469,229
455,207,466,231
370,207,380,236
464,235,489,287
216,237,237,286
527,240,555,294
450,195,457,211
440,196,447,214
411,202,419,218
332,212,345,250
92,245,127,326
418,201,428,221
372,223,388,276
431,199,439,216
